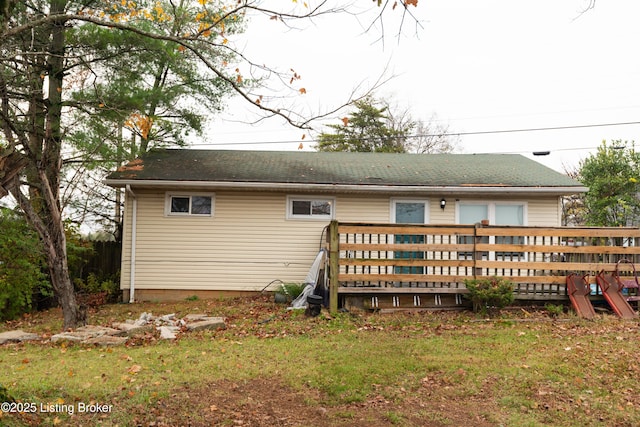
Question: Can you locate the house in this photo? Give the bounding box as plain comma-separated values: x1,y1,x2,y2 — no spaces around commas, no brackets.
104,149,587,302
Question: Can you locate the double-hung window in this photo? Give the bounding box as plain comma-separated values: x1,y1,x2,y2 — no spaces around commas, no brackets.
166,193,214,216
287,196,334,220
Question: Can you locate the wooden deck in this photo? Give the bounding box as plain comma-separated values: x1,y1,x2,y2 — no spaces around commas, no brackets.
326,221,640,313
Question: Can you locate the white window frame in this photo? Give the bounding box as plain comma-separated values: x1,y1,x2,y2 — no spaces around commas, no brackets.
286,195,335,220
455,200,528,226
165,192,215,217
456,200,528,261
390,198,430,224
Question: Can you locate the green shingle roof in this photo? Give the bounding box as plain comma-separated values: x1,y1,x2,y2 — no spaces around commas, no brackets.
105,149,584,191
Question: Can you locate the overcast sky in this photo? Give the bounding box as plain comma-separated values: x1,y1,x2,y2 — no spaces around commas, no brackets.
201,0,640,173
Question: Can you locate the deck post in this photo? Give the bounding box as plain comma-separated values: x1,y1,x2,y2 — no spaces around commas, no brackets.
473,222,484,279
328,220,339,314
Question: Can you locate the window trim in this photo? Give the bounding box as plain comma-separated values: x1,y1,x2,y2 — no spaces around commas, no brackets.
455,200,528,261
390,198,430,224
455,200,528,226
286,195,335,220
165,192,215,217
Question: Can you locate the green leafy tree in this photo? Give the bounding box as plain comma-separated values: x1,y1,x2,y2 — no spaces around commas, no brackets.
63,1,244,236
316,97,458,153
578,140,640,226
0,208,50,321
316,97,409,153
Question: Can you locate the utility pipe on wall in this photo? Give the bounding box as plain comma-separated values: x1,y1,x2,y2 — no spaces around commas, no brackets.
125,185,137,303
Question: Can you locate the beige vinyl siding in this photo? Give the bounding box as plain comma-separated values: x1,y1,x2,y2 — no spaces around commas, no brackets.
335,194,390,223
119,190,563,293
120,191,394,293
527,197,562,226
429,198,449,223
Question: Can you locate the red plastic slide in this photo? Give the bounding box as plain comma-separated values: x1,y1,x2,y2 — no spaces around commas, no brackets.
595,271,638,319
566,274,596,319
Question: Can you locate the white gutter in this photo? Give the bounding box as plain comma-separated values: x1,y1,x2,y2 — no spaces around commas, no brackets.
125,185,137,303
105,179,587,195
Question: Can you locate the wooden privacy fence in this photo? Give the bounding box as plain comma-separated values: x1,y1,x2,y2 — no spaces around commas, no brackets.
326,221,640,313
79,240,122,281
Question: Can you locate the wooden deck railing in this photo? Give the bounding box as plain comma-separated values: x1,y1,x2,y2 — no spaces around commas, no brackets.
326,221,640,313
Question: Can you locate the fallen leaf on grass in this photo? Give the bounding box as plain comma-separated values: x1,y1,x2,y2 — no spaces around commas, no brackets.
128,364,142,374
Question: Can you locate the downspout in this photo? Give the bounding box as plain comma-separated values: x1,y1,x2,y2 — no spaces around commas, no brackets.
125,185,137,303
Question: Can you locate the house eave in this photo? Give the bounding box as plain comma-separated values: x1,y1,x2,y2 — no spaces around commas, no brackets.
104,179,587,196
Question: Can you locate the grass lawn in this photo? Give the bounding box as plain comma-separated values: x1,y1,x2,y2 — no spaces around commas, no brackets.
1,295,639,426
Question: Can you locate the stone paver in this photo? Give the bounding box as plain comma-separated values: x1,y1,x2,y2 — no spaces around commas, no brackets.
186,317,226,332
0,330,40,345
111,322,155,337
2,312,226,346
51,325,121,343
158,326,178,340
84,335,129,346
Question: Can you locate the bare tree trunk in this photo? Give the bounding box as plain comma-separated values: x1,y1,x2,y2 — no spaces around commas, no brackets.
10,175,85,330
47,231,85,329
43,0,85,330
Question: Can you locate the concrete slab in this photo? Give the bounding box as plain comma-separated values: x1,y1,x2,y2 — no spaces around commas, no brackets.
84,335,128,346
0,330,40,345
158,326,177,340
111,322,155,337
185,317,226,332
184,313,209,321
51,325,121,343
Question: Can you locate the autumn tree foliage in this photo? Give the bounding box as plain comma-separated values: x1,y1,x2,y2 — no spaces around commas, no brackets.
0,1,421,329
64,0,246,234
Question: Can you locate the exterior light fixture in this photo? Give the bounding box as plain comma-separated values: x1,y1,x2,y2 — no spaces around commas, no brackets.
440,198,446,210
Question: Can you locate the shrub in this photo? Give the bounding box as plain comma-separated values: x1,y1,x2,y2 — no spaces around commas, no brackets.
281,283,305,299
0,208,51,320
274,283,306,303
464,276,515,315
545,303,564,318
74,273,120,304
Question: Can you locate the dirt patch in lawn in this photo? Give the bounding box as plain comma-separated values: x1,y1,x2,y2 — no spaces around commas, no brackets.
122,377,502,427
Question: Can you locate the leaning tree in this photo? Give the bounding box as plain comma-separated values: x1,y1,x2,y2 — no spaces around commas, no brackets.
0,0,421,329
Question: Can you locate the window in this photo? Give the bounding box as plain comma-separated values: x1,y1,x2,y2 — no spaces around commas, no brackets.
457,203,490,259
166,193,213,216
457,202,527,260
287,196,334,219
457,202,526,226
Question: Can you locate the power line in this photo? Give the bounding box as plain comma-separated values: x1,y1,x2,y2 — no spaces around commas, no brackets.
195,120,640,147
448,121,640,137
